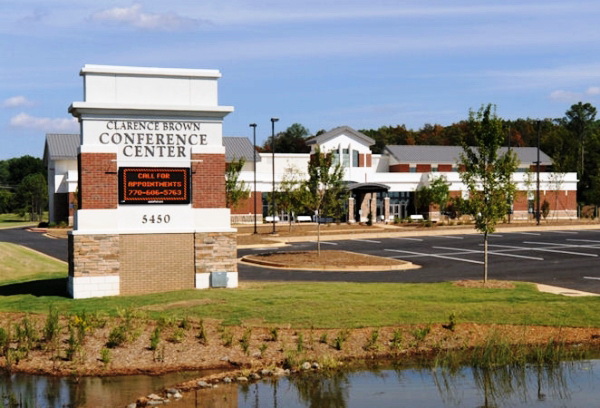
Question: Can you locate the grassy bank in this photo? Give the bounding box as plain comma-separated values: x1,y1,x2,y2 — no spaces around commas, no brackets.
0,242,598,328
0,213,38,229
1,280,599,328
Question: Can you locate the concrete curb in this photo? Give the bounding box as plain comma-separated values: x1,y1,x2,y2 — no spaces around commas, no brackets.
536,284,599,297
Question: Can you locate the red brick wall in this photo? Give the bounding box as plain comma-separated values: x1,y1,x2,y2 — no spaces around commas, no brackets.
358,154,365,167
192,153,226,208
79,153,117,209
230,192,262,214
416,164,431,172
390,164,410,172
513,191,529,211
513,190,576,212
366,154,372,167
438,164,453,172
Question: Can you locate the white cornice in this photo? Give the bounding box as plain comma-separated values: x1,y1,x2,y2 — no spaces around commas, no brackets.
69,102,234,119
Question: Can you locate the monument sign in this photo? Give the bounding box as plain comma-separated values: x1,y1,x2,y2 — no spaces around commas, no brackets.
68,65,237,298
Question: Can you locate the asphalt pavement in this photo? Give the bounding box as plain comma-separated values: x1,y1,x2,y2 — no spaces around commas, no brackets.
2,225,600,294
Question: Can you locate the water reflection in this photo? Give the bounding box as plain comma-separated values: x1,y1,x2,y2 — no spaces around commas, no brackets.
1,360,598,407
231,360,597,408
0,371,207,408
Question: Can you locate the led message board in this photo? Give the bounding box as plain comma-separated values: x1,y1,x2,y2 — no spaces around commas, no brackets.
119,167,190,204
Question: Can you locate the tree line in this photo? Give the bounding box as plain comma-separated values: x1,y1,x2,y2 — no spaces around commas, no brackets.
0,156,47,221
263,102,598,205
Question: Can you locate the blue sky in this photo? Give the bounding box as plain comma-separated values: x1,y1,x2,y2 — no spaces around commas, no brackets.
2,0,600,160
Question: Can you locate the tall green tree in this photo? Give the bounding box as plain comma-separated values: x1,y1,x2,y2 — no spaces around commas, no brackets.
262,123,310,153
459,104,518,283
561,102,597,177
301,147,349,254
6,156,45,187
225,158,250,209
16,173,47,221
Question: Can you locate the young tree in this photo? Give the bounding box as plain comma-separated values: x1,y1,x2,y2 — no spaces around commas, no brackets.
276,165,308,232
225,158,250,209
459,104,518,284
301,147,349,255
416,176,450,220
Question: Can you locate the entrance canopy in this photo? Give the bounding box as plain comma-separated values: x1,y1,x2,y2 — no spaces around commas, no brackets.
346,182,390,193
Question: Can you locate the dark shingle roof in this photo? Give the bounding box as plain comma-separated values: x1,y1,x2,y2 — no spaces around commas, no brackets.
44,134,80,160
223,137,260,163
306,126,375,147
384,145,552,166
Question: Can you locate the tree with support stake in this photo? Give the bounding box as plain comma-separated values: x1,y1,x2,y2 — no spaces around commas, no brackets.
458,104,518,284
301,147,348,256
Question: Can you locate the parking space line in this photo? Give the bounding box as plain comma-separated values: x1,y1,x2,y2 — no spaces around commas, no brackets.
584,276,600,280
547,230,579,234
491,243,598,257
312,241,338,246
434,246,544,261
384,248,483,264
435,235,464,239
567,239,600,243
516,232,541,236
391,237,423,242
352,239,381,243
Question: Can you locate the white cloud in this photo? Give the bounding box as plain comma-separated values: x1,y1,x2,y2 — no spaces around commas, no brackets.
586,86,600,95
91,3,209,31
2,96,34,108
549,86,600,102
549,90,582,102
10,113,78,132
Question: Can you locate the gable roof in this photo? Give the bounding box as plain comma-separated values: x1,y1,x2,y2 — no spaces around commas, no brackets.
223,137,261,162
384,145,552,166
42,133,258,164
44,133,80,162
306,126,375,147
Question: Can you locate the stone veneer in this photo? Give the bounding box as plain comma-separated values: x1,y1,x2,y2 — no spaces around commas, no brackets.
68,231,238,298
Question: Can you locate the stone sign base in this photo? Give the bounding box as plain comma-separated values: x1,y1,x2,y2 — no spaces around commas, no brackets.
68,231,237,299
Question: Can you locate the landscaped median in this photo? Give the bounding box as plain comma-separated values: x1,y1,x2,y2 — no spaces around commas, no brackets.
240,250,419,271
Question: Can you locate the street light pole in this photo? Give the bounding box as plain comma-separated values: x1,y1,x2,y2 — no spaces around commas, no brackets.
536,120,541,226
270,118,279,234
249,123,257,234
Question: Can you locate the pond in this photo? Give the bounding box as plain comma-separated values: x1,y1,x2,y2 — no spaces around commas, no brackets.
0,370,209,407
2,360,598,407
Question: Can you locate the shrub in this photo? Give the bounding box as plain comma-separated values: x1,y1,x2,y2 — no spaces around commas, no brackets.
106,325,128,348
44,306,60,343
196,320,208,345
363,329,379,351
269,327,279,342
149,327,161,351
390,329,403,350
240,328,252,354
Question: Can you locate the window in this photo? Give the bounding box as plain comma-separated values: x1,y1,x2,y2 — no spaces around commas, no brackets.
342,148,350,167
352,150,359,167
331,152,340,166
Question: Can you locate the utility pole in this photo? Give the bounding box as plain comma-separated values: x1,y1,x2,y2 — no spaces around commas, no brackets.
249,123,258,234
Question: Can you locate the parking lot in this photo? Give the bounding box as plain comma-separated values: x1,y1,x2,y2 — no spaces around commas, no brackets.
239,229,600,294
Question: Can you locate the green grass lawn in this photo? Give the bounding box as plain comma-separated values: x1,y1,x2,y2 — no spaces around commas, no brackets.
0,242,67,284
0,242,598,329
0,213,39,228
